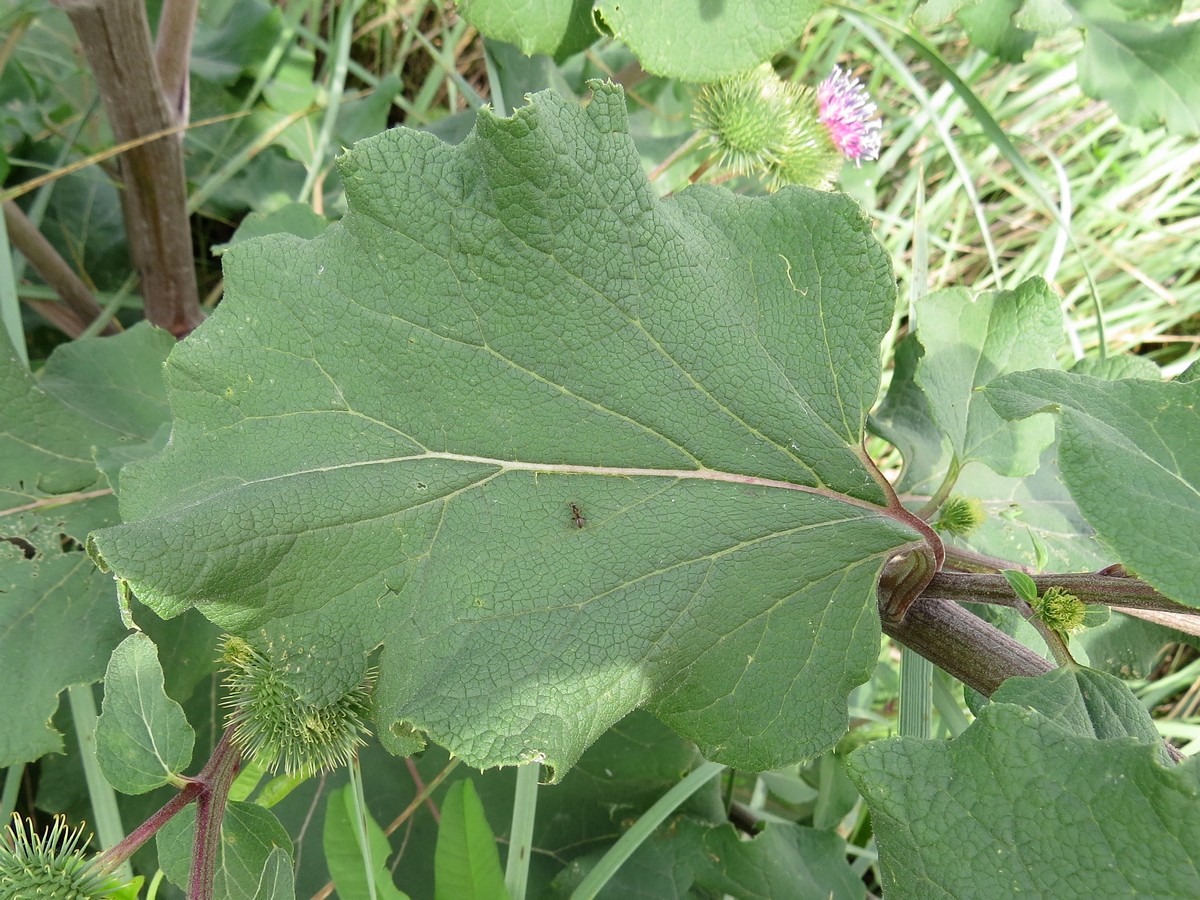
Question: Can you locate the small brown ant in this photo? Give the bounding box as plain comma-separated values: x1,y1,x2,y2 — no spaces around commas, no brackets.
569,503,586,529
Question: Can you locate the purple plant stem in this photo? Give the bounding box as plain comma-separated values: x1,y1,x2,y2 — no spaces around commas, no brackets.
189,728,242,900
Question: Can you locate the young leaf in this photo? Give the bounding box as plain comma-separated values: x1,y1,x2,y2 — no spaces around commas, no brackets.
913,277,1062,477
435,779,508,900
985,370,1200,606
323,785,409,900
89,83,926,777
846,703,1200,897
95,633,196,793
1000,569,1037,603
157,801,294,900
253,847,296,900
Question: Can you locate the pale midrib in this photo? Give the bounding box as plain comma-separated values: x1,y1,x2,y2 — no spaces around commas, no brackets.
239,450,891,515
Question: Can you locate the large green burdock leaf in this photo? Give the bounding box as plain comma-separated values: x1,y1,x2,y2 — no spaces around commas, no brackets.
89,83,926,777
593,0,823,80
458,0,598,61
846,701,1200,897
0,325,173,766
985,369,1200,606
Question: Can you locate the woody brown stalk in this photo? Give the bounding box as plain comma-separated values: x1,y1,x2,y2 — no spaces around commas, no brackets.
51,0,203,337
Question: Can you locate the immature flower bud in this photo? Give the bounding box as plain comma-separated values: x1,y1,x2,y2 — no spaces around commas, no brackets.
1032,587,1087,634
0,814,127,899
934,496,987,537
220,636,374,779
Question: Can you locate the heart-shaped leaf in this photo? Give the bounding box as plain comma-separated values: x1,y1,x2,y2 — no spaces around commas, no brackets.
90,83,926,777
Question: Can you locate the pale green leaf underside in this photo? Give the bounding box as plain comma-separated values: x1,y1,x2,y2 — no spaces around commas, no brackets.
846,702,1200,898
91,84,920,775
986,369,1200,606
96,633,195,794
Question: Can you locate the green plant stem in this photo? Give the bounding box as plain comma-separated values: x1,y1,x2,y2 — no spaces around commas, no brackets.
569,761,725,900
0,765,22,824
348,758,378,900
931,671,971,737
505,763,540,900
298,0,363,204
68,684,132,882
915,458,961,522
899,646,934,739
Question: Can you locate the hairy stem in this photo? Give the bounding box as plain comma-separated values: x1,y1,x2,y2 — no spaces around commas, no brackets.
923,571,1195,616
880,592,1053,696
189,728,241,900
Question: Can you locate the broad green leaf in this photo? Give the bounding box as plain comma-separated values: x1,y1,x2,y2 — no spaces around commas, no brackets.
0,325,172,766
215,202,331,255
90,83,924,777
946,451,1112,572
254,847,297,900
1077,12,1200,135
915,0,1037,59
1074,611,1182,679
956,0,1036,61
554,818,863,899
593,0,822,81
916,0,1200,134
989,665,1165,751
95,633,195,793
324,785,410,900
846,703,1200,897
985,369,1200,606
157,800,294,899
435,780,508,900
533,710,717,853
458,0,598,61
690,820,864,900
1070,353,1161,381
914,277,1062,477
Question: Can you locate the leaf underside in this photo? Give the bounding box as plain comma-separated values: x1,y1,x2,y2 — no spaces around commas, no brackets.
90,83,920,777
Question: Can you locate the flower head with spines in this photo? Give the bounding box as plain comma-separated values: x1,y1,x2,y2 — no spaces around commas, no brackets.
693,63,882,191
0,814,128,899
220,636,375,779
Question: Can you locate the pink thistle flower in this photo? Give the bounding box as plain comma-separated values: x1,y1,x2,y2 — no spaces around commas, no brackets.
818,67,882,166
